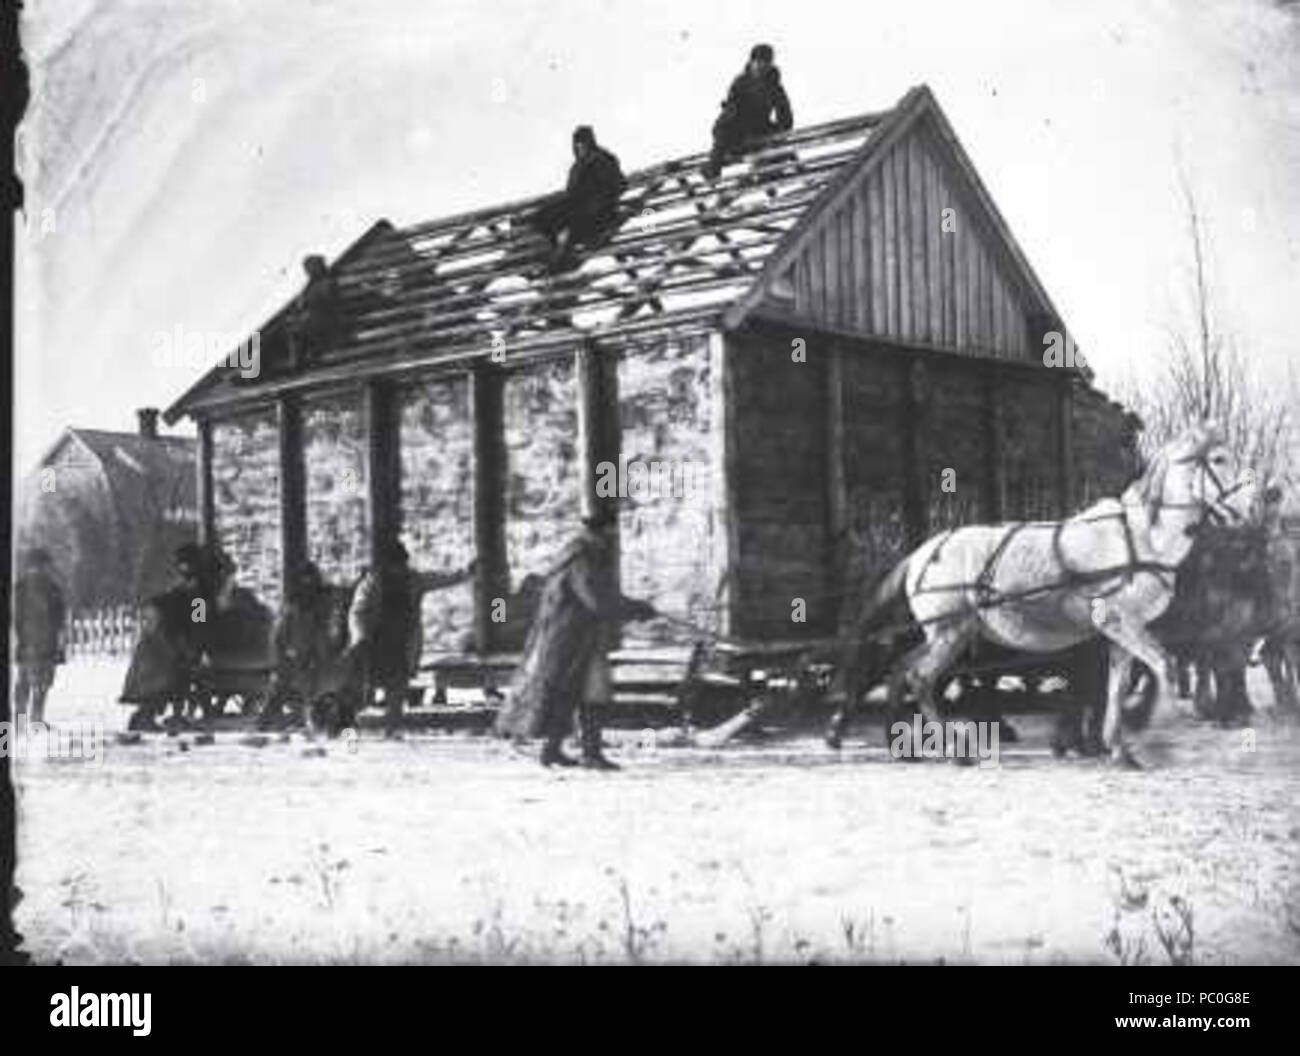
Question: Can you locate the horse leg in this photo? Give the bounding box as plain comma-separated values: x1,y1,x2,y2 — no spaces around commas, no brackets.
1216,664,1252,725
1097,623,1168,767
1281,637,1300,711
882,642,926,755
1268,634,1300,707
825,641,860,749
1100,648,1139,767
1192,660,1217,720
1055,639,1106,757
1051,709,1083,757
1265,638,1300,712
890,625,977,762
826,613,870,749
825,705,850,750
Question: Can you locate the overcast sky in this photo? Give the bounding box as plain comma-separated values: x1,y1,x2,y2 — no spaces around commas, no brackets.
14,0,1300,469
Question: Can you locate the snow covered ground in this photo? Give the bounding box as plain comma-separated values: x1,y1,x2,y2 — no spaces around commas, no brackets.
10,658,1300,964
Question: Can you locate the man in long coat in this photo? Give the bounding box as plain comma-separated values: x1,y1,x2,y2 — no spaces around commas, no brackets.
13,548,66,724
120,543,216,728
703,44,794,179
495,508,656,769
261,561,350,730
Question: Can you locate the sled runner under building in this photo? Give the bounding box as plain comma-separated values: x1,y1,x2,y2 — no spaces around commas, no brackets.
163,85,1139,700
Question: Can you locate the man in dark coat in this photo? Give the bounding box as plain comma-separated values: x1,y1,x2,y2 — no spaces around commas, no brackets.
495,508,656,769
532,126,627,271
13,548,66,724
347,541,476,737
120,543,211,728
288,254,341,369
261,561,351,730
703,43,794,179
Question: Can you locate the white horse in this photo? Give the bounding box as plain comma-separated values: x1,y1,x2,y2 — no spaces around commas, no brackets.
841,422,1254,765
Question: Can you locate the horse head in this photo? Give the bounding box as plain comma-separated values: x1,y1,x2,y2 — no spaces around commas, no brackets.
1139,421,1253,529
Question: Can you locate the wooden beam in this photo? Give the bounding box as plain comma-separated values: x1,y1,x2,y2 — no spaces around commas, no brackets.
903,358,930,544
826,339,848,625
363,380,401,569
335,269,762,366
471,365,507,652
576,339,621,519
576,339,622,646
339,210,804,335
389,110,884,246
338,166,839,291
277,396,306,587
710,331,738,638
196,418,215,546
1059,378,1075,515
983,371,1005,522
738,308,1068,377
172,308,723,420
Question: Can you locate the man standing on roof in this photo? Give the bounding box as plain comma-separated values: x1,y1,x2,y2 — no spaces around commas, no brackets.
13,548,66,725
288,254,341,369
532,126,627,272
703,44,794,179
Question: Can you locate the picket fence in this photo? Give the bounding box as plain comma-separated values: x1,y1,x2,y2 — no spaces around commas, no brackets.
63,605,140,658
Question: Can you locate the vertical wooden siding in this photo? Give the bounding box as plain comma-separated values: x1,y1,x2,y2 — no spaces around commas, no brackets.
789,119,1039,361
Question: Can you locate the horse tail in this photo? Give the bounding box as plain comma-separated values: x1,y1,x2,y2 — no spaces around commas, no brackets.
855,555,913,637
825,556,919,746
830,556,913,703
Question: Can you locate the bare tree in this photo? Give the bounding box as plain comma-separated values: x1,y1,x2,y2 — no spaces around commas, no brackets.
1122,169,1292,495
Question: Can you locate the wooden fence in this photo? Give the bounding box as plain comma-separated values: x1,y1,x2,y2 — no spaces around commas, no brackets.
63,605,140,658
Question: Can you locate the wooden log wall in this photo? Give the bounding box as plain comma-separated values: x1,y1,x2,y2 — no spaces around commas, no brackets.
923,359,993,533
734,324,1085,634
470,367,507,652
301,389,370,588
210,410,283,610
615,332,723,643
725,330,832,638
196,327,1113,654
400,373,477,655
196,419,215,546
277,396,306,587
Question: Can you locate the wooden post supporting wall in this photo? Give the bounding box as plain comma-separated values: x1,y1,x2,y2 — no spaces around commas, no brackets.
983,371,1005,523
576,340,621,641
277,396,306,588
364,380,401,570
576,340,621,519
196,418,215,546
825,340,848,630
708,332,737,640
902,358,930,544
471,364,507,653
1058,377,1076,516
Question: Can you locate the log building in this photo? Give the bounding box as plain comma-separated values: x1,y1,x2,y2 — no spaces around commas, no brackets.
165,85,1138,656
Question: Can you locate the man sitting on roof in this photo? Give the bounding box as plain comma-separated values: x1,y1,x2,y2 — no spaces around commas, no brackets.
287,254,341,368
531,125,627,273
702,43,794,180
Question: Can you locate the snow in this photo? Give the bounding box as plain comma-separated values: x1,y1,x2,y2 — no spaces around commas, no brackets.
10,658,1300,964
